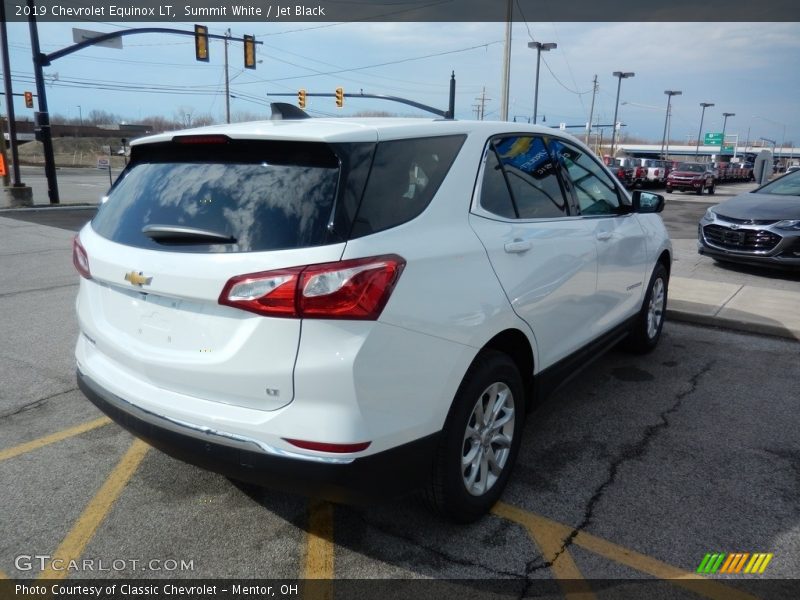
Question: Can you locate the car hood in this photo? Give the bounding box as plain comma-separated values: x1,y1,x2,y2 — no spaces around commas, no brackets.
669,170,705,177
715,192,800,221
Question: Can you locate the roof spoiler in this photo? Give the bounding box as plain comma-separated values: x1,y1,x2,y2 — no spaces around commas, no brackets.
270,103,310,120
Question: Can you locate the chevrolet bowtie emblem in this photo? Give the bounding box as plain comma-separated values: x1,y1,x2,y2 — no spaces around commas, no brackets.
124,271,153,287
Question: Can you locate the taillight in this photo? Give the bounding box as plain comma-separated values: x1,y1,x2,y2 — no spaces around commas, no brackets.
72,236,91,279
635,166,645,177
172,134,230,144
219,254,405,320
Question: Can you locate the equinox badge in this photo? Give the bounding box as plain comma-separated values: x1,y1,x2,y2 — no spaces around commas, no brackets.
124,271,153,287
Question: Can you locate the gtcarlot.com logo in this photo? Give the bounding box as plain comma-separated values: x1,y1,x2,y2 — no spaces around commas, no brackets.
697,552,773,575
14,554,195,572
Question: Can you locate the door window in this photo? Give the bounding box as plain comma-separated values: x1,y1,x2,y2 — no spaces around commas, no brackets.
549,139,624,216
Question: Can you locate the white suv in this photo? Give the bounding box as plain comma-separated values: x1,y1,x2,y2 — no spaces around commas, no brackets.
74,116,671,522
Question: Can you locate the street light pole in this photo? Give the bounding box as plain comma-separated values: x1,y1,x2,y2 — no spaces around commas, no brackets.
721,112,734,156
609,71,634,158
694,102,714,159
528,41,556,125
77,105,82,127
660,90,682,160
753,114,787,166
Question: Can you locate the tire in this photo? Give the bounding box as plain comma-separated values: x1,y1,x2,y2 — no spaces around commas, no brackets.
425,350,525,523
623,263,668,354
695,185,703,195
665,186,673,194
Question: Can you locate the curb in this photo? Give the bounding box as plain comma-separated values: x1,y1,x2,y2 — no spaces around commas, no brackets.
667,308,799,342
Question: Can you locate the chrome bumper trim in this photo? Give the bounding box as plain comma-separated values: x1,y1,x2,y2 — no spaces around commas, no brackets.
78,368,355,465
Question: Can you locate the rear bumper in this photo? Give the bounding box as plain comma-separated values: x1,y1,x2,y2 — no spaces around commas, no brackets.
77,369,440,505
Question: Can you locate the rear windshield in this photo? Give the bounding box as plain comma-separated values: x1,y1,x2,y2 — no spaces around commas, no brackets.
92,139,347,253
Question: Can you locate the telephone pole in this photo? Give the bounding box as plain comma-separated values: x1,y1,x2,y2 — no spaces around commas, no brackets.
473,87,490,120
585,75,597,145
224,28,231,124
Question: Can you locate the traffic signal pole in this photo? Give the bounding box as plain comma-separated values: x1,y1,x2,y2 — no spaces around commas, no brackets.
22,12,261,205
27,0,59,204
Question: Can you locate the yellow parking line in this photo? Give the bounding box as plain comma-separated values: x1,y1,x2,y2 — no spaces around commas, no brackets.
37,439,149,580
303,501,334,600
0,417,111,463
304,500,334,578
495,502,759,600
492,503,597,599
0,568,8,579
572,530,759,600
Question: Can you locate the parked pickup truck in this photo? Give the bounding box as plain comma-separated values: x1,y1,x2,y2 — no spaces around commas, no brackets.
607,158,635,188
633,158,667,186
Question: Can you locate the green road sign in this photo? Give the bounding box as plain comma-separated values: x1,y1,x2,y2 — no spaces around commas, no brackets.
721,144,735,154
704,132,724,145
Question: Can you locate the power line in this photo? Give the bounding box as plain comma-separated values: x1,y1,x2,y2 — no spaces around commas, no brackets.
245,41,504,84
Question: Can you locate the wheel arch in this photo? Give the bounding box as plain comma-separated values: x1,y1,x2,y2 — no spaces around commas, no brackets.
481,328,535,410
657,248,672,279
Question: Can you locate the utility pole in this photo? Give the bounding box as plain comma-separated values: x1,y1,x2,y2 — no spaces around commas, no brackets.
27,0,58,204
473,87,489,120
585,74,597,145
499,0,512,121
224,28,231,124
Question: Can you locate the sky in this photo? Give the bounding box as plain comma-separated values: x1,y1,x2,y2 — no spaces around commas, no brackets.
3,20,799,147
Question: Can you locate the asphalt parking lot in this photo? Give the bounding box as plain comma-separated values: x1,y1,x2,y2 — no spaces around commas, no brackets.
1,211,799,599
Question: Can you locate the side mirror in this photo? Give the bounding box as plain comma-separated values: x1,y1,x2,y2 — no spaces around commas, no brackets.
631,190,664,213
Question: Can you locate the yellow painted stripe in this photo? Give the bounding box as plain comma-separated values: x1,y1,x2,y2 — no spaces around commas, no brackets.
719,553,736,574
733,553,750,573
744,554,759,573
0,568,8,579
492,503,597,599
758,553,773,574
749,554,766,574
494,503,759,600
0,417,111,462
37,439,149,580
302,501,334,600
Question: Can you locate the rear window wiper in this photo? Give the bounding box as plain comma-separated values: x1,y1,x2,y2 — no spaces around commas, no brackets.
142,224,237,245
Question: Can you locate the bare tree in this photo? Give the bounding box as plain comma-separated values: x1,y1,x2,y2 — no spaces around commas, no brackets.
231,110,267,123
87,109,120,126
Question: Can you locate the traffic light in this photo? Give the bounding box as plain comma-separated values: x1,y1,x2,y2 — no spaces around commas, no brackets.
298,89,306,109
243,35,256,69
24,91,33,109
335,87,344,108
194,24,209,62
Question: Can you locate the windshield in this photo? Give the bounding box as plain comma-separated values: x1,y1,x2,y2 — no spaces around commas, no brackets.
677,163,705,173
756,169,800,196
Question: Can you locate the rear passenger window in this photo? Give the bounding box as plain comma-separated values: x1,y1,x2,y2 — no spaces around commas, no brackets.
350,135,465,238
479,148,516,219
479,135,568,219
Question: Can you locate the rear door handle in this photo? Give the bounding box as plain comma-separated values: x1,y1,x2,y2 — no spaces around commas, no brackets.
596,231,613,241
504,240,532,254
